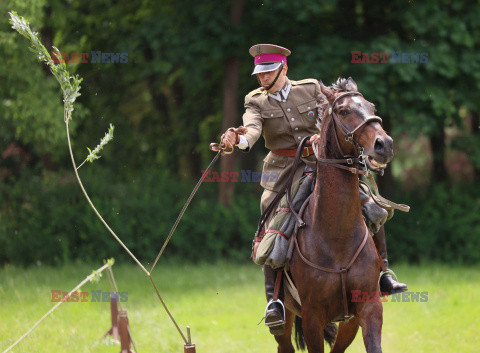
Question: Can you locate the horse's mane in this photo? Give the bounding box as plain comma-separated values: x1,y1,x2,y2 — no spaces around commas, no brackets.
316,78,353,157
330,77,355,92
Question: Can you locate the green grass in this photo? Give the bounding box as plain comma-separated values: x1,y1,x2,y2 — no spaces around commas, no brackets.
0,262,479,352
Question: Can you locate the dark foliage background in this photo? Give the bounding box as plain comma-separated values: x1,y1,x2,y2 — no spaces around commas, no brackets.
1,0,479,266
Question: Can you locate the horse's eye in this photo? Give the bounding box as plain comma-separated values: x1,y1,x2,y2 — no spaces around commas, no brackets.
338,109,348,117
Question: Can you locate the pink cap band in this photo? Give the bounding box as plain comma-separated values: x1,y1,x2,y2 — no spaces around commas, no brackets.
254,53,287,65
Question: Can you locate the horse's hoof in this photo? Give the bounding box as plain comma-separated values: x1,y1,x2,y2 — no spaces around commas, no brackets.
268,323,286,336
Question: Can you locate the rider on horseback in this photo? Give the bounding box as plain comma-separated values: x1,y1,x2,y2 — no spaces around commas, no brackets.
218,44,407,336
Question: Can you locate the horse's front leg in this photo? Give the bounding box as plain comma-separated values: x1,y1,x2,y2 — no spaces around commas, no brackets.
357,301,383,353
329,316,360,353
274,308,295,353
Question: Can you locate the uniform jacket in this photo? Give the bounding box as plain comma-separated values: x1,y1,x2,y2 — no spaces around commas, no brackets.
241,77,326,192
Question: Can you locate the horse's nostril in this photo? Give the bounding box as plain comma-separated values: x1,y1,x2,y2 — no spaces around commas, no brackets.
374,138,384,153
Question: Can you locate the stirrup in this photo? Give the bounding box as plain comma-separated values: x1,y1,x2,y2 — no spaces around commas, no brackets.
379,268,399,282
264,299,286,328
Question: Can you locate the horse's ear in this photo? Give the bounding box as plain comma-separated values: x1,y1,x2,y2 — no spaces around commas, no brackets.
345,77,358,92
319,81,335,104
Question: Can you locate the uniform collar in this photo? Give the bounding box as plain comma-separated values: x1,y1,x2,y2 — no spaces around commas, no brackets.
267,77,292,102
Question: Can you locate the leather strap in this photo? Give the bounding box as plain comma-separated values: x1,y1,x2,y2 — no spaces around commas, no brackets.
264,62,285,91
376,247,388,273
273,270,283,301
266,229,288,240
317,157,367,175
254,226,266,243
272,146,315,157
361,196,372,206
341,268,348,318
285,194,312,270
285,136,312,228
360,175,410,212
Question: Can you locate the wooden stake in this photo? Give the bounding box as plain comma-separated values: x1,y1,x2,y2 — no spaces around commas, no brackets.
102,293,119,340
184,326,196,353
118,310,134,353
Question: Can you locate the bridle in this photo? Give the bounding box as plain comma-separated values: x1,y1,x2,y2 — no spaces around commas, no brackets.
316,91,383,175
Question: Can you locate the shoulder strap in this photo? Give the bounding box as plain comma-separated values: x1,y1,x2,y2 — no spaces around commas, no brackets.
291,78,318,86
246,87,264,97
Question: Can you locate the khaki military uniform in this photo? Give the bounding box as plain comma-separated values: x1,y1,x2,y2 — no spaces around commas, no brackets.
241,77,326,216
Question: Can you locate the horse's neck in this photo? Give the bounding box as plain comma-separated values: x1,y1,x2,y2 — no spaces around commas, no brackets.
311,145,363,241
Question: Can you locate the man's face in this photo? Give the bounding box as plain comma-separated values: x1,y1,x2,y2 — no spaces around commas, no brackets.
257,65,287,92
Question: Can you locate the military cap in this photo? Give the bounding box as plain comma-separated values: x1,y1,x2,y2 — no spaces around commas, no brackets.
249,44,291,75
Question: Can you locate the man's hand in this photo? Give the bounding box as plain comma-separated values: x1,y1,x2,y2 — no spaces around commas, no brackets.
307,134,321,146
209,126,247,154
221,129,239,148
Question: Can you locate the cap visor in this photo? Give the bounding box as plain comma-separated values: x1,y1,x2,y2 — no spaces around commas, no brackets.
251,62,282,75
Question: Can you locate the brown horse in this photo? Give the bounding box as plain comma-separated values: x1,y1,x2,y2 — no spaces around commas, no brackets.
275,77,393,353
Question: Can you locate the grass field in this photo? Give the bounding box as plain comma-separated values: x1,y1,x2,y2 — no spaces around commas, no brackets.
0,261,479,352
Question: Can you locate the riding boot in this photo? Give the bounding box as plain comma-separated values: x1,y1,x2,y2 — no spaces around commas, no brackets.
373,226,408,295
263,264,285,336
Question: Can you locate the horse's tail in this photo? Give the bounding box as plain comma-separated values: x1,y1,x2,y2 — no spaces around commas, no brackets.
294,316,338,350
294,316,306,350
324,322,338,346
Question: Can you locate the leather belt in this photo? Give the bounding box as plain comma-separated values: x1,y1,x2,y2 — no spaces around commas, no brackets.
271,146,314,158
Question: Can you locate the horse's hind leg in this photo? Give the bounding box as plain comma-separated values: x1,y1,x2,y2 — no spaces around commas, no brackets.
329,317,359,353
358,302,383,353
275,308,295,353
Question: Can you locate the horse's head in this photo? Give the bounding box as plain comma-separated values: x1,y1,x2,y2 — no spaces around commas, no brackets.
319,77,393,174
